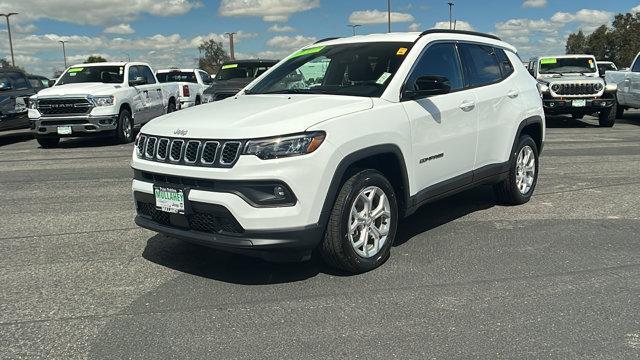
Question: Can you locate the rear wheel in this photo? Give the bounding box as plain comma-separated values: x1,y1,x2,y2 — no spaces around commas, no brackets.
167,100,177,113
320,170,398,274
36,136,60,148
494,135,539,205
195,96,201,106
598,101,617,127
115,109,134,143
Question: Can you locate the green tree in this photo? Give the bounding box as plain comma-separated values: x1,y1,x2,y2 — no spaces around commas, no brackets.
585,25,613,61
197,39,230,74
610,12,640,67
566,30,587,54
85,55,108,63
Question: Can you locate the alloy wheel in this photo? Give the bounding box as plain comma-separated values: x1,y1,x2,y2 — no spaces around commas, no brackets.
515,145,535,194
348,186,392,258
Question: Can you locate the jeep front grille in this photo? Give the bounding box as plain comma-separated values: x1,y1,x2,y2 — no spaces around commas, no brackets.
554,83,600,96
38,98,93,116
137,136,242,168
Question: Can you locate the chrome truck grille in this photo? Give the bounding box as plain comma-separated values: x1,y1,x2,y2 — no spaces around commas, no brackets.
37,98,93,116
136,135,242,168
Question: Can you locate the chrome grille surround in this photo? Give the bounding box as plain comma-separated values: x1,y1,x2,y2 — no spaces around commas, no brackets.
549,81,604,98
137,135,242,168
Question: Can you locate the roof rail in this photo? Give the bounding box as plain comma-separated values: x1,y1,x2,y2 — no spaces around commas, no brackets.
314,37,341,44
418,29,501,41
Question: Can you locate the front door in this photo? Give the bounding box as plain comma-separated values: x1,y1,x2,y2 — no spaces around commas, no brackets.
401,42,478,192
128,65,148,124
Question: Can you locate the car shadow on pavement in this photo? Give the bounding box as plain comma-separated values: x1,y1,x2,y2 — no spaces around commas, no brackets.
0,130,33,147
545,115,599,128
142,186,499,284
53,136,131,149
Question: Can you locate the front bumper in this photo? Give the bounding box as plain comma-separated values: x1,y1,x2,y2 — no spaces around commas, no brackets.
31,115,118,136
542,98,614,114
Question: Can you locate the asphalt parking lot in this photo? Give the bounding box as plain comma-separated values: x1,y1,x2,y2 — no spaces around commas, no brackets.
0,115,639,359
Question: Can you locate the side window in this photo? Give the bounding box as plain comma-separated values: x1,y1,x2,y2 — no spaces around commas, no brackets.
140,66,156,84
200,71,213,85
406,42,464,91
632,57,640,73
128,66,140,83
458,43,502,87
495,49,514,78
8,72,29,90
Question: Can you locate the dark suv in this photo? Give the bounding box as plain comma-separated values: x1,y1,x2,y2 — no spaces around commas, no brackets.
203,59,278,102
0,68,36,132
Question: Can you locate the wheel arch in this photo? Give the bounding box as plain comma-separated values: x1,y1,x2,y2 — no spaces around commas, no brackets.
119,102,132,118
511,115,544,156
319,144,411,230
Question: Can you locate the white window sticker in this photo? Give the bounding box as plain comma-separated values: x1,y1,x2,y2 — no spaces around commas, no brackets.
376,72,392,85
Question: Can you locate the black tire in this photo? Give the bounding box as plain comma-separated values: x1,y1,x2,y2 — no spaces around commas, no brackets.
598,101,617,127
494,135,539,205
36,136,60,148
195,96,201,106
115,109,134,143
615,102,625,119
319,169,398,274
167,100,176,113
571,114,584,120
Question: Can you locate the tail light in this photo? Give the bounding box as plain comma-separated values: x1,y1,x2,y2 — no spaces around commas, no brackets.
182,85,190,97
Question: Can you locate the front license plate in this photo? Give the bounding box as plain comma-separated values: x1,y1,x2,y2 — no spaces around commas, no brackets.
572,99,586,107
154,186,185,214
57,126,72,135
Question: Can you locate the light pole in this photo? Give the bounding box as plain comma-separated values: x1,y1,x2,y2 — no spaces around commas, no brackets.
225,32,236,60
347,24,362,36
59,40,67,68
448,2,454,30
0,13,18,67
387,0,391,33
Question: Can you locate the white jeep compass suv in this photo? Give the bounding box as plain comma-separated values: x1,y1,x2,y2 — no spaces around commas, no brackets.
132,30,545,273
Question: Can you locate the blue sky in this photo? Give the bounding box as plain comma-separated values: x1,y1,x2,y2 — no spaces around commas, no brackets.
1,0,639,76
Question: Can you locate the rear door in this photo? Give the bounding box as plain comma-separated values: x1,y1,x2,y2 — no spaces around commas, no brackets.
127,65,148,124
401,42,478,191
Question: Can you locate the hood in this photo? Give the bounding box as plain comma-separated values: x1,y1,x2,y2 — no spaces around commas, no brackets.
204,78,252,94
538,74,604,85
36,82,124,97
141,94,373,139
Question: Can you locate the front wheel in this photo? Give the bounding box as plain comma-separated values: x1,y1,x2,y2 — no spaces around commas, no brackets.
598,101,617,127
494,135,539,205
319,170,398,274
115,109,134,143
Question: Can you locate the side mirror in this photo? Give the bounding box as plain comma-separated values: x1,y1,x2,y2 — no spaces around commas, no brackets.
0,82,12,91
129,76,146,86
47,80,56,87
403,75,451,100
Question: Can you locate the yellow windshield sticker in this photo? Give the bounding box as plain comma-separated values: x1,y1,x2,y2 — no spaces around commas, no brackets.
222,64,238,69
68,67,84,73
396,47,408,56
540,58,557,65
291,46,325,58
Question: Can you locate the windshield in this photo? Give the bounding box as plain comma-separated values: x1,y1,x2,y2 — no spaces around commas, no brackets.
539,57,597,74
215,64,265,81
58,66,125,85
248,42,413,97
156,71,196,83
597,63,617,73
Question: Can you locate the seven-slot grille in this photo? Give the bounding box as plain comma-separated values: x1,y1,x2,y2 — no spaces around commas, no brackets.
38,98,93,116
136,135,242,167
553,83,600,96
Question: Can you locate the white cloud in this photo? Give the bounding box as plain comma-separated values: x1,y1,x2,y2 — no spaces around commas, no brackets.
0,0,201,26
348,10,415,25
523,0,547,8
218,0,319,22
550,9,613,32
268,24,295,32
103,24,135,35
633,5,640,14
432,20,475,31
408,23,421,32
266,35,317,49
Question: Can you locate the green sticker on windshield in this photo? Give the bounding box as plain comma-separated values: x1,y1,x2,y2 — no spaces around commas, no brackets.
291,46,325,59
221,64,238,69
540,58,557,65
68,67,84,73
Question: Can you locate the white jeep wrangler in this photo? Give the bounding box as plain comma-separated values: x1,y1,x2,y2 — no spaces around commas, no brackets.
131,30,545,273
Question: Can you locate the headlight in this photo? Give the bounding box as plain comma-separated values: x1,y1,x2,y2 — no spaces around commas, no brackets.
537,83,549,93
605,83,617,92
28,97,38,109
593,83,603,91
243,132,326,160
203,94,214,103
91,95,115,107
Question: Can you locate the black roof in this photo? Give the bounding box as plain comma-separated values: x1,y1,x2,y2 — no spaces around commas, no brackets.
222,59,279,65
418,29,501,41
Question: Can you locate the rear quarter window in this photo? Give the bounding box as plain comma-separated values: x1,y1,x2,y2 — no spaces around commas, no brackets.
458,43,502,87
495,49,515,78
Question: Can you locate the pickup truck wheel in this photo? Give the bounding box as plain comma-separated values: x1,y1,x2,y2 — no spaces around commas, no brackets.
36,136,60,148
494,135,539,205
167,100,176,113
615,103,625,119
195,97,201,106
598,102,617,127
320,169,398,274
115,109,134,143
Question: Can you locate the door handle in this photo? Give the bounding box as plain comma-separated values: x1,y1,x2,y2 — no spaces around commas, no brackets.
507,90,519,99
459,101,475,112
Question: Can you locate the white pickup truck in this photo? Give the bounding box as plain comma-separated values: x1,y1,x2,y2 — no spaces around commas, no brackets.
28,62,179,148
605,53,640,119
156,68,213,108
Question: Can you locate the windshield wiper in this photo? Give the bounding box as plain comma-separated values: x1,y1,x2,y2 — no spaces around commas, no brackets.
260,88,328,95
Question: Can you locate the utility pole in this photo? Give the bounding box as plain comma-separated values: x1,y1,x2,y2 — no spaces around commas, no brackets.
0,13,18,67
59,40,67,68
448,2,454,30
225,32,236,60
387,0,391,33
347,24,362,36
